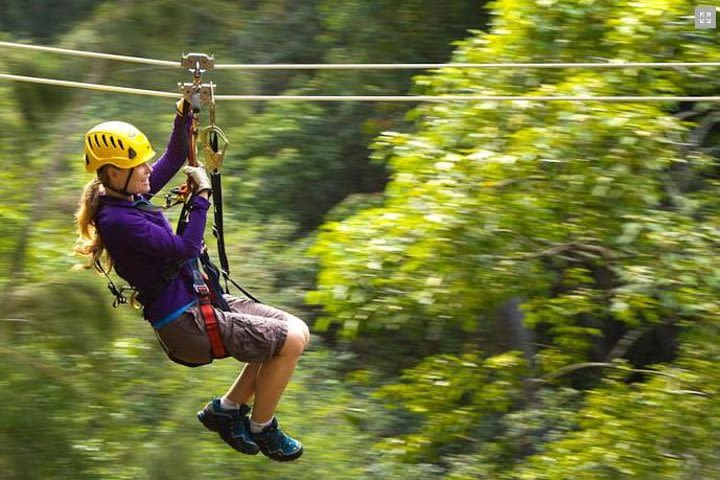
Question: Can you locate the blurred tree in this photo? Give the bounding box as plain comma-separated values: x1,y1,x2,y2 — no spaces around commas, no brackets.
0,3,424,478
223,0,489,232
0,0,99,42
0,274,121,480
309,0,720,476
7,0,720,477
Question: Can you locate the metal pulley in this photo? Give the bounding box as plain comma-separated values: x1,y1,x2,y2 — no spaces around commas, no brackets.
176,51,229,174
179,52,216,112
179,82,215,112
181,52,215,74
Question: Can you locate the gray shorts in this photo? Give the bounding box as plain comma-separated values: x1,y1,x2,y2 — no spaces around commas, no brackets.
155,295,291,366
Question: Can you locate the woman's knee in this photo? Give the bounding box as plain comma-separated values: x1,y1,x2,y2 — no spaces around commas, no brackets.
300,319,310,346
280,320,308,357
288,316,310,347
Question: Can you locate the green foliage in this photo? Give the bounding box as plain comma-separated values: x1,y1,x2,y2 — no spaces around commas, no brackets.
310,0,720,349
222,0,488,231
1,287,379,479
1,2,411,477
4,0,720,478
308,0,720,477
374,351,527,462
3,273,120,352
0,0,100,42
70,345,379,480
0,275,121,480
516,328,720,479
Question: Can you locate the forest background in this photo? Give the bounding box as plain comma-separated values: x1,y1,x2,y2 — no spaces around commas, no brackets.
1,1,720,479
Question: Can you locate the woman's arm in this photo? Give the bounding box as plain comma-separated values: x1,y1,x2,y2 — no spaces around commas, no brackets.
106,195,210,259
148,112,192,194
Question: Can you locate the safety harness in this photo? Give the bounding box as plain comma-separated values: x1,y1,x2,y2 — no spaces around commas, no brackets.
191,256,227,359
100,53,260,361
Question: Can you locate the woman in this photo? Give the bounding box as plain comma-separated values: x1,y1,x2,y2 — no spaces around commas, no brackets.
74,101,309,462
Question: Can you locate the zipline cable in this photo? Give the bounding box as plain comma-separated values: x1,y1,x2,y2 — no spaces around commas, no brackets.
214,61,720,70
3,40,720,70
3,73,720,102
214,94,720,102
0,41,177,67
0,73,177,98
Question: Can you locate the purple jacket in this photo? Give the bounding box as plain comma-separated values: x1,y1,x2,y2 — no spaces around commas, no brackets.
97,114,208,327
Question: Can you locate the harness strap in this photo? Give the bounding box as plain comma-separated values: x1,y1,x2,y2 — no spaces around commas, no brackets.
190,258,228,358
95,259,132,307
210,171,230,292
199,297,227,358
199,250,231,310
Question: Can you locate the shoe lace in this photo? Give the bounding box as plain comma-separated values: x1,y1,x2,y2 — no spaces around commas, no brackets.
223,403,249,419
268,426,296,451
230,411,252,437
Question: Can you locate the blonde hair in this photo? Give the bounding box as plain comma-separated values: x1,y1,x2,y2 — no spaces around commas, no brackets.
74,167,112,272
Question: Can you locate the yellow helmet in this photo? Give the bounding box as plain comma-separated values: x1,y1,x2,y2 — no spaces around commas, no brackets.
83,121,156,172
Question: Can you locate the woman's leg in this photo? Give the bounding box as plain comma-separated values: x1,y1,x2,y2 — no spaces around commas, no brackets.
250,317,309,423
223,362,260,405
207,298,309,460
220,297,310,418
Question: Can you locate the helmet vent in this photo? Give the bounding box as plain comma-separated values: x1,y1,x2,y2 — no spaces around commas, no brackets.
85,154,90,166
102,135,109,147
128,147,137,159
94,134,101,148
110,136,117,148
117,139,124,150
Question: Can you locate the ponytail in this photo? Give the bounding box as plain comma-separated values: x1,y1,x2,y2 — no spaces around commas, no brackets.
74,169,112,272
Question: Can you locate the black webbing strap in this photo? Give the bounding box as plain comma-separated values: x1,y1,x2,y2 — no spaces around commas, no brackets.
95,259,131,308
208,167,262,303
205,126,262,304
210,170,229,292
195,250,228,311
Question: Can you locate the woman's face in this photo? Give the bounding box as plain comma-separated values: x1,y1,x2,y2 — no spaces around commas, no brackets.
108,162,153,195
127,162,153,194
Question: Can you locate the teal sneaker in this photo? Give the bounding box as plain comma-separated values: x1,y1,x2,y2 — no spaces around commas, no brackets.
197,398,260,455
251,417,303,462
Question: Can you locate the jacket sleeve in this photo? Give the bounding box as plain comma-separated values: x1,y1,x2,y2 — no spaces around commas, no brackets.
148,113,192,194
109,196,210,259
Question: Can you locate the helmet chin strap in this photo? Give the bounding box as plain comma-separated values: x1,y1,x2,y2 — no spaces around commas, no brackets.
105,167,136,198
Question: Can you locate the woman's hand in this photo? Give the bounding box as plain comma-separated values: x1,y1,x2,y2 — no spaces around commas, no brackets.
183,165,212,196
